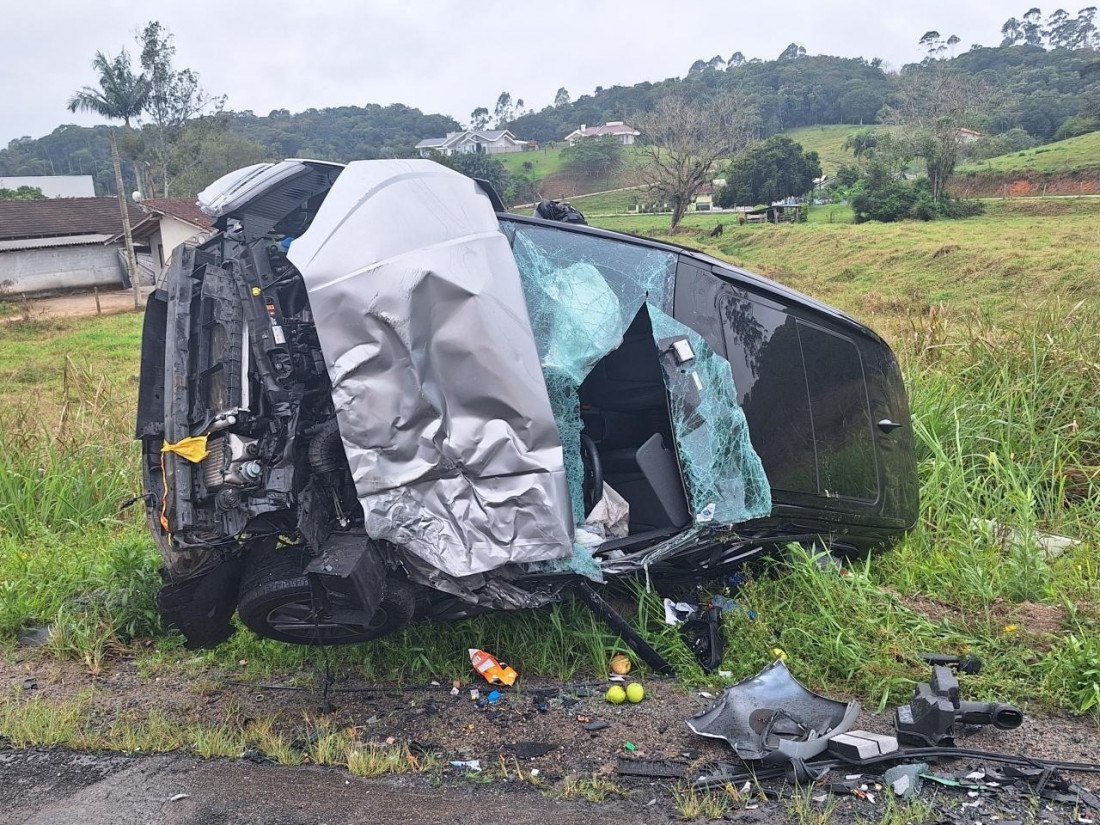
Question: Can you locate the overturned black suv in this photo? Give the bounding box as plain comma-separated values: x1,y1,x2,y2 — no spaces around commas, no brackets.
136,159,917,649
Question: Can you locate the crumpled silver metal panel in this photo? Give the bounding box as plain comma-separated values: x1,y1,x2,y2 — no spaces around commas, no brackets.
288,160,573,578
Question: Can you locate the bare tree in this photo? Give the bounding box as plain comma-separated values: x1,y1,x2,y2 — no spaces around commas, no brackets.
881,68,979,203
635,94,756,231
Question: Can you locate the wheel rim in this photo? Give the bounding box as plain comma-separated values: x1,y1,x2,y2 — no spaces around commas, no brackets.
265,600,387,643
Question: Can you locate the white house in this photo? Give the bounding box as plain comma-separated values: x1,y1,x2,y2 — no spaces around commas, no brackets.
564,121,640,146
124,198,215,272
415,130,527,157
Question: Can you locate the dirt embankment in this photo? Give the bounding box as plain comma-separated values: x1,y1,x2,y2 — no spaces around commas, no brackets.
951,169,1100,198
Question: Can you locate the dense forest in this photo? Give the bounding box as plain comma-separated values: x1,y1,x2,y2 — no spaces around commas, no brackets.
508,45,1099,143
1,35,1096,196
0,104,459,196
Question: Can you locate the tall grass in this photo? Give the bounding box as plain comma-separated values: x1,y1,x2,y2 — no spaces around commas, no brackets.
0,357,138,537
0,307,1096,714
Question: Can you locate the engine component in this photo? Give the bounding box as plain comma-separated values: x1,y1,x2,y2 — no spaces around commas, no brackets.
894,665,1024,747
201,433,261,489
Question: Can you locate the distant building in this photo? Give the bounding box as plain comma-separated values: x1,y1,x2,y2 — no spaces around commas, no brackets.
564,121,640,146
0,175,96,198
415,130,527,157
958,128,984,144
0,197,147,295
125,197,215,271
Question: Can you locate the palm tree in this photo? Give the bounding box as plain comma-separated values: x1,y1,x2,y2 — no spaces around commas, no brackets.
68,51,149,309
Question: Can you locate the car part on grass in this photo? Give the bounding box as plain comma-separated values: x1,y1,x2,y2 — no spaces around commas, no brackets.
534,198,587,224
680,605,725,671
894,665,1023,747
686,660,860,763
919,652,983,674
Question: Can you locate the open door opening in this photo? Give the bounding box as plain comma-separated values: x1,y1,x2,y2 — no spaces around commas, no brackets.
579,308,691,539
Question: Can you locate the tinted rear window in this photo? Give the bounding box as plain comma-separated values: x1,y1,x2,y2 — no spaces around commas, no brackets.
719,293,877,501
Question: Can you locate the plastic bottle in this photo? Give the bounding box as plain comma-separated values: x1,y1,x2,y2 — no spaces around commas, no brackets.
469,648,518,686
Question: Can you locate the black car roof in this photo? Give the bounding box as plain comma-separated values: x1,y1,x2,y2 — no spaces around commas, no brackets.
499,211,885,346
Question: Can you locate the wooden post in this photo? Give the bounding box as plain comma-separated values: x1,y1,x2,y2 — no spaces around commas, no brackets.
94,286,102,316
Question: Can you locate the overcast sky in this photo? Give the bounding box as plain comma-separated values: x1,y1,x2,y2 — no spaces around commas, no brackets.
2,0,1027,144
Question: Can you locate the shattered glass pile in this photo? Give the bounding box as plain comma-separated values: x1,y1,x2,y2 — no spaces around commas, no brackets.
504,221,771,532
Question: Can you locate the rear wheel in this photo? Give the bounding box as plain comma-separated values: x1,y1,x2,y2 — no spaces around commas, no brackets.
237,544,415,645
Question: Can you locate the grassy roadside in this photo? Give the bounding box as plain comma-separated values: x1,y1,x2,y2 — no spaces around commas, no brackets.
591,199,1100,323
0,204,1098,747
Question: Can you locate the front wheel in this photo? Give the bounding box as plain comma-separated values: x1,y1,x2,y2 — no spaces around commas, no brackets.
237,545,415,645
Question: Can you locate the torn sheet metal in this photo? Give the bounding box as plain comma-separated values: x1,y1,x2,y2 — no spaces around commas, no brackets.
687,660,860,763
288,160,573,578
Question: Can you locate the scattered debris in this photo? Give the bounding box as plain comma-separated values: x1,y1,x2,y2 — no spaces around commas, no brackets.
21,677,37,691
681,606,725,671
828,730,898,761
971,518,1081,560
663,599,697,626
616,758,687,779
883,762,927,800
919,652,982,674
687,660,860,763
469,649,518,686
168,793,190,802
505,742,558,759
584,720,610,732
450,759,482,772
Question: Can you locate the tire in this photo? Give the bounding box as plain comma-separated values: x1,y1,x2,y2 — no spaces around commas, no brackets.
237,544,415,645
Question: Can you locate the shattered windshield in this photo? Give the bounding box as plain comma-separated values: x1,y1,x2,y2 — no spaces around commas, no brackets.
502,220,770,530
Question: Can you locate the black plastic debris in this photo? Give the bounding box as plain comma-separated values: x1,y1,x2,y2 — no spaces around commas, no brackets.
21,677,37,691
506,743,558,761
681,606,725,672
533,198,587,224
919,652,982,674
616,758,688,779
686,660,860,763
894,665,1023,747
584,720,610,732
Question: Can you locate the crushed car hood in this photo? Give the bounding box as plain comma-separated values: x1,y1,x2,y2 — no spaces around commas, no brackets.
288,159,573,578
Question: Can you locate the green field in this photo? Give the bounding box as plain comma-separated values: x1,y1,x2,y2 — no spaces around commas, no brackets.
591,198,1100,319
780,124,864,175
1,201,1098,760
494,145,567,178
959,129,1100,174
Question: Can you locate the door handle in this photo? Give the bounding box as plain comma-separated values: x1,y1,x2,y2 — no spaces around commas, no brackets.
877,419,903,433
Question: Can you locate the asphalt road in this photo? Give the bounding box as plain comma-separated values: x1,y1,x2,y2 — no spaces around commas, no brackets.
1,748,666,825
